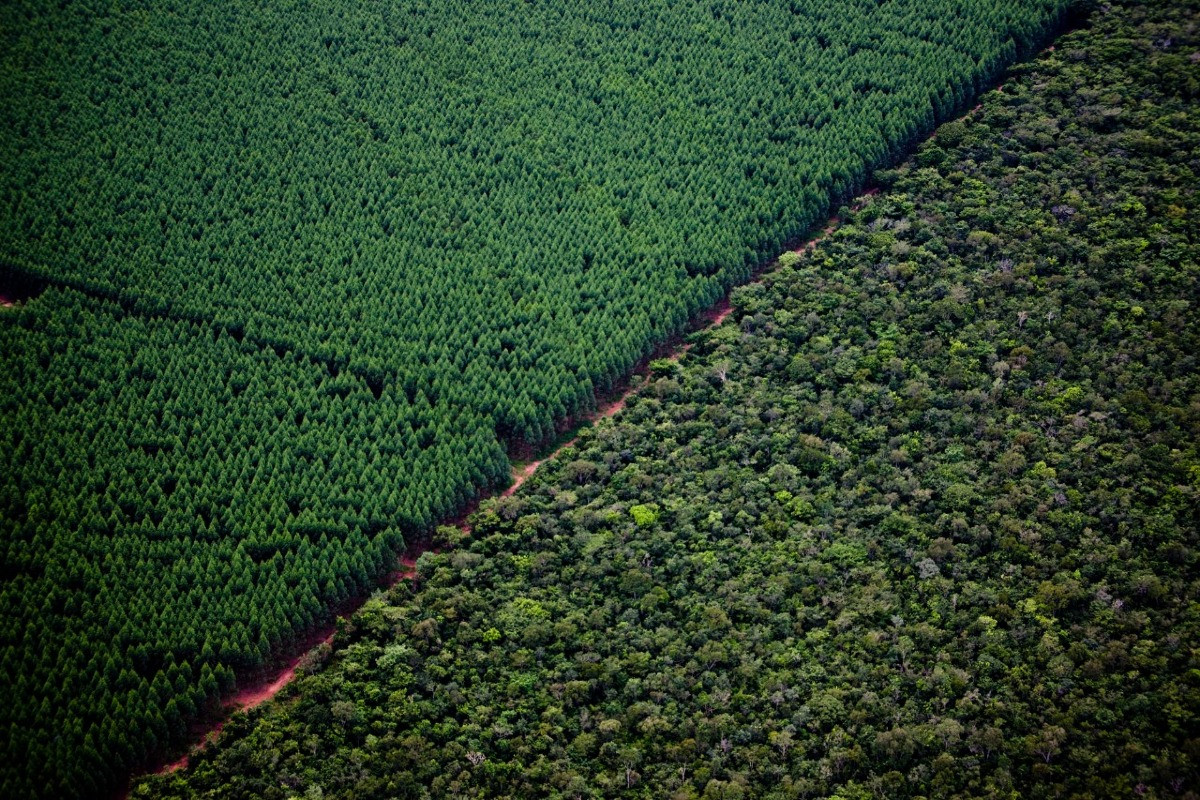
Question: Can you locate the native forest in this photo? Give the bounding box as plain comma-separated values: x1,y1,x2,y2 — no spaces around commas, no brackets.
0,0,1197,798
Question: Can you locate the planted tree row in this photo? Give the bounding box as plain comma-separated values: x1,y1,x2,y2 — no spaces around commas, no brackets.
0,288,507,798
1,0,1075,445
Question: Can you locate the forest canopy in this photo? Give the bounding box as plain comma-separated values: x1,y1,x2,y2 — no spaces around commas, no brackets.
0,0,1074,442
0,0,1091,797
133,0,1200,796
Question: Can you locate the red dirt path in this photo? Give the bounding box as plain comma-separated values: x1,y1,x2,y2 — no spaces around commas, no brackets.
227,637,332,712
501,386,634,498
148,628,337,778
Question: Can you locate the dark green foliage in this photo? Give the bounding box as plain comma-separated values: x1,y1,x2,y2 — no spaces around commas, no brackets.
0,289,509,798
133,3,1200,797
0,1,1082,797
0,0,1073,444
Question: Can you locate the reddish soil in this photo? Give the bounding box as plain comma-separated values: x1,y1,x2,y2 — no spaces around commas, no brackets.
156,753,190,775
395,552,420,577
595,394,629,421
141,524,453,783
784,190,877,258
225,636,332,713
149,627,337,778
795,218,840,251
698,295,735,329
501,386,637,497
502,460,543,498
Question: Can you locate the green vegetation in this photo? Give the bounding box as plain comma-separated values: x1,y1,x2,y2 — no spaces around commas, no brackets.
0,1,1082,797
0,287,506,796
1,0,1073,444
134,2,1200,797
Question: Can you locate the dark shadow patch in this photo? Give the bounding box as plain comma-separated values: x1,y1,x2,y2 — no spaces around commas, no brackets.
0,268,47,307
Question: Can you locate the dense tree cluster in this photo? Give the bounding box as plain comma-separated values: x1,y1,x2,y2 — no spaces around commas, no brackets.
0,288,509,798
135,3,1199,797
1,0,1073,443
0,1,1080,797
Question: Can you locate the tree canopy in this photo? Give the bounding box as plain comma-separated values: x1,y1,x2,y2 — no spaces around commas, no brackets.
0,0,1097,796
1,0,1074,442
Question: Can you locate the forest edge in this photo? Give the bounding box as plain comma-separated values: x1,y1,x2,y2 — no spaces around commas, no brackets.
115,23,1081,796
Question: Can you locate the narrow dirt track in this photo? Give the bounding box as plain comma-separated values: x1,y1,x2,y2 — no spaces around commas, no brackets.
501,385,635,498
